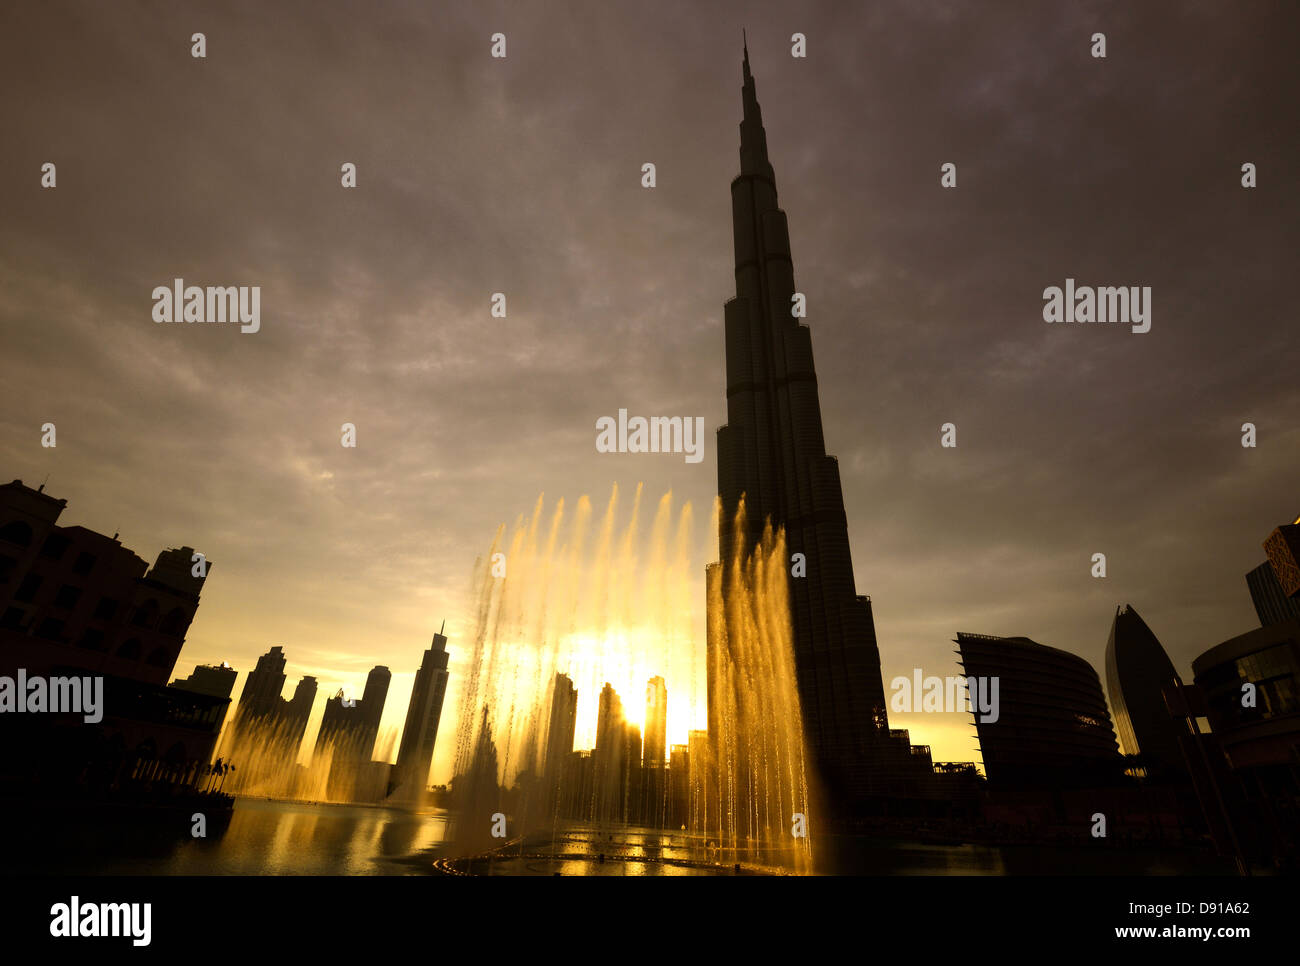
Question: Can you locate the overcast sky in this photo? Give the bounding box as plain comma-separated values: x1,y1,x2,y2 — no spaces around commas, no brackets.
2,0,1297,779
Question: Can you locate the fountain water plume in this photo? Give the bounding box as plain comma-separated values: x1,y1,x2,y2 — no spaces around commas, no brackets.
706,495,816,871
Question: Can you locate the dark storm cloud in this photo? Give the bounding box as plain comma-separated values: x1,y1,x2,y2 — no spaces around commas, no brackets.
1,0,1296,767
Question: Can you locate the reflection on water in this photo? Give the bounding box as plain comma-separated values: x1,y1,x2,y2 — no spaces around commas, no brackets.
468,824,783,876
12,798,450,876
7,798,1238,876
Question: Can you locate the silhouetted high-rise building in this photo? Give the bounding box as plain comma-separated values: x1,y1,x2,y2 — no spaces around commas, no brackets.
237,646,291,722
1246,562,1300,627
706,44,890,807
593,682,625,820
1249,518,1300,627
314,665,391,798
1263,520,1300,600
285,676,316,743
359,665,391,742
391,628,450,804
0,480,226,796
595,682,623,762
956,632,1123,787
1104,605,1188,779
171,662,237,700
643,675,667,766
224,646,317,794
0,479,210,687
687,728,711,831
545,673,578,778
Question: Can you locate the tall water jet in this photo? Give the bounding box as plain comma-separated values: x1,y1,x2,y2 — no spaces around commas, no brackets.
443,485,815,873
706,496,816,872
445,486,702,852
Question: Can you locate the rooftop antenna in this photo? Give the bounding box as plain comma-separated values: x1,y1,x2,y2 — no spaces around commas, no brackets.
440,618,446,635
38,473,49,493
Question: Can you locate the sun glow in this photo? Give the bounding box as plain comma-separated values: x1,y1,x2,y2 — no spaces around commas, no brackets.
451,484,707,787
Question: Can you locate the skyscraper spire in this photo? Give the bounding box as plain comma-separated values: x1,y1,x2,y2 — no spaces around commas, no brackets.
738,41,773,181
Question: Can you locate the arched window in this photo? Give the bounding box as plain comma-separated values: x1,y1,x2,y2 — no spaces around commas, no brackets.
146,645,172,668
130,599,159,629
159,607,188,636
0,520,33,547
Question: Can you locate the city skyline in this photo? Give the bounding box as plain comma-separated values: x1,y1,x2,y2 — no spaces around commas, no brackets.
2,1,1297,791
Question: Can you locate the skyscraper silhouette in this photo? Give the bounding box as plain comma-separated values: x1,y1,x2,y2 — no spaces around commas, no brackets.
1104,605,1188,779
545,673,578,777
643,675,667,766
708,42,889,808
391,629,450,804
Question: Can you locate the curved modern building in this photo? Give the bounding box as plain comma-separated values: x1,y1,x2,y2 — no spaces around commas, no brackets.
1105,605,1188,778
1193,618,1300,771
1192,618,1300,861
956,632,1122,787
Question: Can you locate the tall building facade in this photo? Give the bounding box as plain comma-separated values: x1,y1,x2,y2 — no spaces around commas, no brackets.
543,672,578,814
226,645,317,794
0,479,210,686
643,675,667,766
314,665,391,799
0,479,226,795
1249,518,1300,627
1263,521,1300,600
544,673,578,777
1104,605,1188,778
1246,562,1300,627
706,45,889,807
391,629,450,804
234,645,317,749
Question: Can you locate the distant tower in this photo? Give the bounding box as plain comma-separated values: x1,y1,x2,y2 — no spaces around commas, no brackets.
594,682,625,820
545,673,578,777
643,676,667,766
595,683,623,761
1246,563,1300,626
1104,605,1188,779
284,676,317,744
314,664,391,792
236,645,290,722
1248,519,1300,626
358,665,392,757
391,629,450,804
